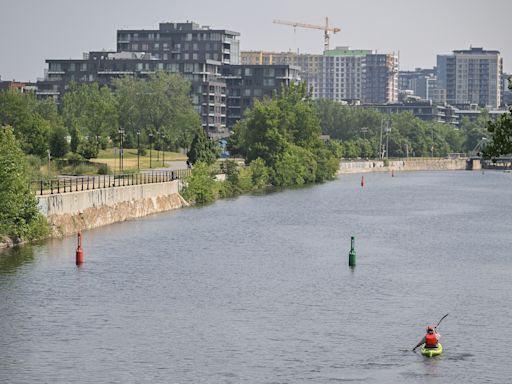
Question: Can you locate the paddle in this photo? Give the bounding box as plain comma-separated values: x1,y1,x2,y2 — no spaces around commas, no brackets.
435,313,449,329
412,313,449,352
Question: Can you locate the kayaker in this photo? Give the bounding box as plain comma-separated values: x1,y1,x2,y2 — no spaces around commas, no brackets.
412,326,441,351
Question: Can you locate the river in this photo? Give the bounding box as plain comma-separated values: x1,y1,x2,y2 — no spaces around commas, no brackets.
1,170,511,383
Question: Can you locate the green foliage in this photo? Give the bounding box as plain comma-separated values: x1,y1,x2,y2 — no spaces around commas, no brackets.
248,158,269,189
187,129,220,165
114,71,201,151
315,99,478,158
0,90,52,157
0,127,49,240
484,77,512,157
49,125,69,158
77,139,98,160
97,163,111,175
181,161,219,204
62,82,118,156
234,83,338,186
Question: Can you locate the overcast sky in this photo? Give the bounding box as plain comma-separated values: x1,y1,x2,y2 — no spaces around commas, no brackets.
1,0,510,81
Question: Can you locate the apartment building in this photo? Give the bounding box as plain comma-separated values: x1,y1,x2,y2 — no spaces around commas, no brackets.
241,47,398,104
362,53,398,104
441,47,503,109
37,21,298,136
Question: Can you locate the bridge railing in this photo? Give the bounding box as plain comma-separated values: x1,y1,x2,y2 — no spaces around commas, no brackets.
32,169,191,196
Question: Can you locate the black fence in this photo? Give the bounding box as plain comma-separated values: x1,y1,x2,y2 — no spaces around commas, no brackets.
32,169,191,196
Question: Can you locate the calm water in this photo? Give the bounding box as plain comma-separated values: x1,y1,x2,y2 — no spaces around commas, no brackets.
1,171,512,383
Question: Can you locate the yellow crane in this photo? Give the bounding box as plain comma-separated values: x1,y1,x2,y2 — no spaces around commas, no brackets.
273,17,341,52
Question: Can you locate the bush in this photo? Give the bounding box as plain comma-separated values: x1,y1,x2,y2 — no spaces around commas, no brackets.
97,163,111,175
181,161,219,205
248,157,269,189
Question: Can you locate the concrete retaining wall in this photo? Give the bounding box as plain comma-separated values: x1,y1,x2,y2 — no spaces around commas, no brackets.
338,158,468,174
37,181,188,237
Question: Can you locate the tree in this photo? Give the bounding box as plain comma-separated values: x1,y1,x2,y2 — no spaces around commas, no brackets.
484,77,512,157
181,161,218,204
0,90,51,157
49,125,70,158
187,129,220,165
62,82,118,157
234,83,339,185
0,126,48,240
114,72,201,152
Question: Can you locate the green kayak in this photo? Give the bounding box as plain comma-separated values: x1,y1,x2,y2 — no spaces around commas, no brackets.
421,343,443,357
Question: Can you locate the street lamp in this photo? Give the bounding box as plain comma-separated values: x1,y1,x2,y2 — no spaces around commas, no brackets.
149,133,153,168
118,128,125,173
157,130,161,163
431,125,435,158
136,129,141,170
161,134,165,167
385,125,391,159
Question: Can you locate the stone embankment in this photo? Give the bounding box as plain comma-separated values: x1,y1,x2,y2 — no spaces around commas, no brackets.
10,158,470,242
37,180,188,237
338,158,469,174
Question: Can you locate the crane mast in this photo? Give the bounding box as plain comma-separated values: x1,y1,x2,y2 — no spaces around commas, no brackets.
273,17,341,51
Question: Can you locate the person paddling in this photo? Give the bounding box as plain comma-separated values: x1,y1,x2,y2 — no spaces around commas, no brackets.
412,326,441,351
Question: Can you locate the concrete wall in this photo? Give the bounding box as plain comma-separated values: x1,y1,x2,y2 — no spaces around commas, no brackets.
338,158,468,174
37,181,188,237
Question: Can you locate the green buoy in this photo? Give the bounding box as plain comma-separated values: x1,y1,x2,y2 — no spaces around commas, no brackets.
348,236,356,267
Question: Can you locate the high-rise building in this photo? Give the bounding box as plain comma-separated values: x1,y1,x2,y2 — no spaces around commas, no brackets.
442,47,502,109
36,22,299,136
241,47,398,104
362,53,398,104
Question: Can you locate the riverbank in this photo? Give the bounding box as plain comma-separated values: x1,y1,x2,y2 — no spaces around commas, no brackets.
37,180,188,238
0,158,473,249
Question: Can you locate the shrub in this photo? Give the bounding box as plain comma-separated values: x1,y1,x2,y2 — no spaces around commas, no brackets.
97,163,111,175
181,161,219,204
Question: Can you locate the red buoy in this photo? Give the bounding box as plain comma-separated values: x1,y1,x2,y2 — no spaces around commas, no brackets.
76,232,84,265
361,175,365,188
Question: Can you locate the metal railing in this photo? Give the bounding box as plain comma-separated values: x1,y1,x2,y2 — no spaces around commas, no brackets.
32,169,191,196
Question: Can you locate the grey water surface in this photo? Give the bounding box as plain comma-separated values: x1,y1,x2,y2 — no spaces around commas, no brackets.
1,171,511,383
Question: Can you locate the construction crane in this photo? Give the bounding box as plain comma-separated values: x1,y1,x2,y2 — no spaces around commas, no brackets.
273,17,340,52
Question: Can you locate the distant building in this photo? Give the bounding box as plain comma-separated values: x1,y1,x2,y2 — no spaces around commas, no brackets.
501,72,512,107
36,21,298,136
362,100,459,125
362,53,398,104
241,47,398,104
222,64,301,128
443,47,503,109
0,78,37,93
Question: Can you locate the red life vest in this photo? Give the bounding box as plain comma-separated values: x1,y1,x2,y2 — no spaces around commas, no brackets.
425,333,438,348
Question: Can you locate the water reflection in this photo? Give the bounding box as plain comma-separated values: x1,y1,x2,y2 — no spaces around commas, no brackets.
0,245,35,274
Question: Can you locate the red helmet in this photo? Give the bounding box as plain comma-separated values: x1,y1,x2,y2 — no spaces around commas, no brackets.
426,326,434,332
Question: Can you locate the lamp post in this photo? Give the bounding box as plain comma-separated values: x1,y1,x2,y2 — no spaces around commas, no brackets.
156,130,161,163
47,149,51,178
149,133,153,168
431,125,435,158
118,128,124,173
161,134,165,167
385,124,391,159
136,129,141,170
